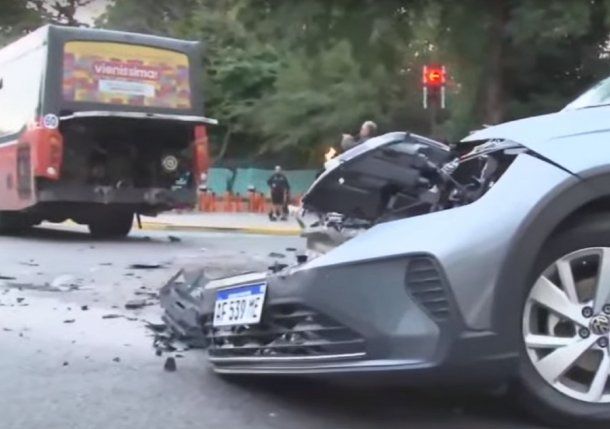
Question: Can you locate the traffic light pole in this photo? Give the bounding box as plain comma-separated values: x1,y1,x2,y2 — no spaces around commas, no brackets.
422,65,447,139
428,101,439,139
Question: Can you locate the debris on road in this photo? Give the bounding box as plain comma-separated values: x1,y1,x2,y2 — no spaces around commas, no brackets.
0,275,17,280
286,247,297,252
16,297,25,303
112,357,121,363
129,263,162,270
164,357,177,372
5,281,70,293
152,331,177,352
134,290,158,299
50,274,80,291
63,319,75,324
62,361,69,366
269,262,288,273
125,299,151,310
81,305,89,311
159,269,209,349
268,252,286,258
145,322,167,333
19,260,39,267
101,313,139,322
168,235,181,243
99,262,113,266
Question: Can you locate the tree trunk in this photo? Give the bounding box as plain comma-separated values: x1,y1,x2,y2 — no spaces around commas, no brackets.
214,127,233,163
482,0,508,125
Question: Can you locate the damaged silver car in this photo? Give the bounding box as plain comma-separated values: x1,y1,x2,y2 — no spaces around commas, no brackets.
164,77,610,426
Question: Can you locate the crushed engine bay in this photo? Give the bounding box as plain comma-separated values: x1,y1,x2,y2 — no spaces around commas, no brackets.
299,133,526,256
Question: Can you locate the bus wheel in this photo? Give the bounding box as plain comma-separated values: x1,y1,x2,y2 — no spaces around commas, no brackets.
88,211,134,238
0,212,33,234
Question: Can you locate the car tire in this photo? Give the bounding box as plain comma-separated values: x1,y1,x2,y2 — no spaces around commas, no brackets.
517,213,610,427
88,211,134,238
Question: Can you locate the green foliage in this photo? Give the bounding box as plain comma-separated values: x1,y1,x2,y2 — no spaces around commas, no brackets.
0,0,41,43
6,0,610,165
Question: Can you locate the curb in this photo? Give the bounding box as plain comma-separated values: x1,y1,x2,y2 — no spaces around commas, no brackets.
138,221,301,236
53,220,301,236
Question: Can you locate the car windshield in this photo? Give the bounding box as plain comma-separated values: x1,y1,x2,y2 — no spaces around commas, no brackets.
563,76,610,110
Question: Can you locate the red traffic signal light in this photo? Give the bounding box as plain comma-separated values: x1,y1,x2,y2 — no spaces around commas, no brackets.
423,65,446,87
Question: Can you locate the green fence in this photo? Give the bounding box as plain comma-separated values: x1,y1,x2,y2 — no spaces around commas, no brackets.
206,168,234,194
207,167,317,197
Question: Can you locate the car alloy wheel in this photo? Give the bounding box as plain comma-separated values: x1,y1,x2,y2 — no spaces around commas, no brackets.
523,247,610,403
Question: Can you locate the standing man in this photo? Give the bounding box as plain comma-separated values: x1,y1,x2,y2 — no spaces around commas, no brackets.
267,165,290,221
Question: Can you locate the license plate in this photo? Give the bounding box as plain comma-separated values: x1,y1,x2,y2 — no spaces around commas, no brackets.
213,283,267,327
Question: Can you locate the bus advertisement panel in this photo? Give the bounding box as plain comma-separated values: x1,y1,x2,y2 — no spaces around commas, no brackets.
62,41,192,110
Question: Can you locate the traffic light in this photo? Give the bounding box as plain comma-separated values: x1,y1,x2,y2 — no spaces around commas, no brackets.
422,65,446,109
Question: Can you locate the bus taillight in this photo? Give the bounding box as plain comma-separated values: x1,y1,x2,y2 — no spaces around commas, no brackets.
193,125,210,184
32,129,64,180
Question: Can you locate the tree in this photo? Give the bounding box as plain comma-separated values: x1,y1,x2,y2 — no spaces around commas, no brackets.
97,0,199,34
93,0,610,165
28,0,94,26
0,0,41,44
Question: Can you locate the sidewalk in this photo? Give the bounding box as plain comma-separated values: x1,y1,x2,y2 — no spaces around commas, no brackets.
139,212,302,236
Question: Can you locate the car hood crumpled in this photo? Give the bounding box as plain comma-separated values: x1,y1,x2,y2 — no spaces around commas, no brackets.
301,132,451,220
462,105,610,174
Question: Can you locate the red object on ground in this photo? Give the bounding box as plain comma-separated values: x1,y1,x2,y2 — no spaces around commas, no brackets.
234,194,244,212
199,192,216,212
209,193,217,212
223,192,235,212
257,194,268,213
247,192,257,212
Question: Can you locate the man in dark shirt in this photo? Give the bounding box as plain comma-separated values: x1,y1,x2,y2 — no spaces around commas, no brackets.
267,165,290,221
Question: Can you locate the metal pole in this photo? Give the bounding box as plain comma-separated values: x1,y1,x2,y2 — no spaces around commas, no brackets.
423,86,428,109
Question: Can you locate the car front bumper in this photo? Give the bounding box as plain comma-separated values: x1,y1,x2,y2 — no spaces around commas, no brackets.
200,255,516,381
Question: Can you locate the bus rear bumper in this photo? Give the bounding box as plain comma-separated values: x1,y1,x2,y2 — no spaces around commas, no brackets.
36,182,196,211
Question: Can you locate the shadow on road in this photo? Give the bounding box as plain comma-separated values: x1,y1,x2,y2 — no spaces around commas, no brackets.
9,226,159,244
219,376,539,428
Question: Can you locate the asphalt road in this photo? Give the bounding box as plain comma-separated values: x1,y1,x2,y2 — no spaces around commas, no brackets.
0,225,544,429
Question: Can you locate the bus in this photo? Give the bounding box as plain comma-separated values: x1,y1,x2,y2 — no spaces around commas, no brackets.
0,25,215,237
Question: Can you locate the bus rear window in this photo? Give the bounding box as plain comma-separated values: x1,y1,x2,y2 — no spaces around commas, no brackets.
62,41,192,109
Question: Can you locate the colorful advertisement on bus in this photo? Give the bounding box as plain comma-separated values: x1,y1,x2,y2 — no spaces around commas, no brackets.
62,41,192,109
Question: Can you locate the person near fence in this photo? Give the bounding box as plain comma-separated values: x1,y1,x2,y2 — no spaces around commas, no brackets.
267,165,290,221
